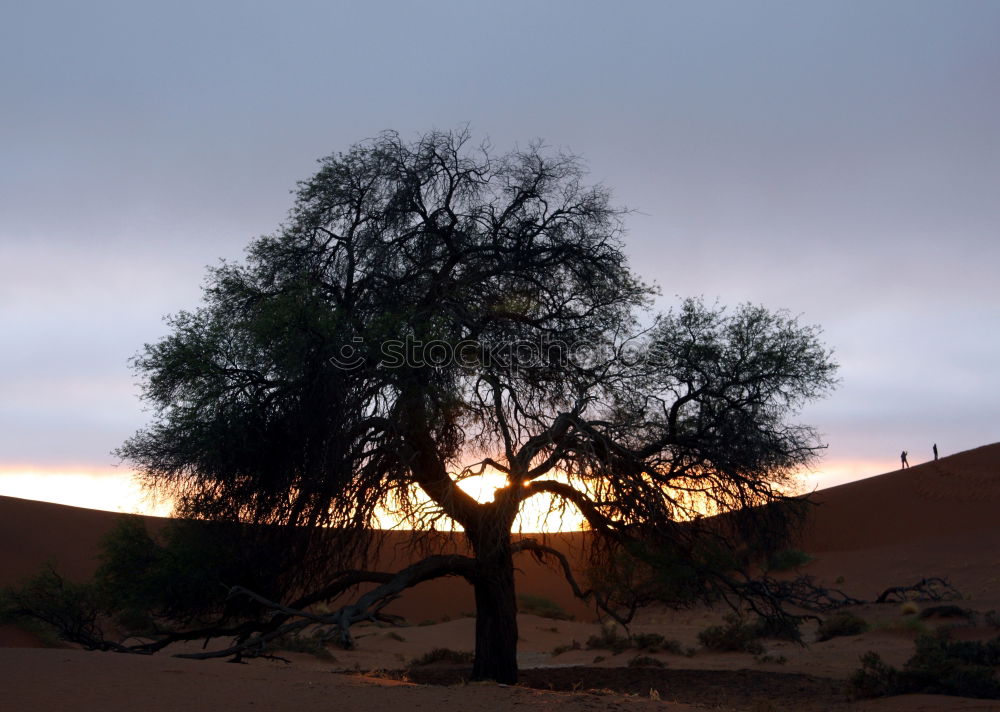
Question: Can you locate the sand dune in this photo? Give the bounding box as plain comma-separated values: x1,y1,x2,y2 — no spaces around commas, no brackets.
800,443,1000,601
0,495,134,585
805,443,1000,551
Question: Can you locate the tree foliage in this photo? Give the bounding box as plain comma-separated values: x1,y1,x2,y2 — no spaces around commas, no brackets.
117,128,837,682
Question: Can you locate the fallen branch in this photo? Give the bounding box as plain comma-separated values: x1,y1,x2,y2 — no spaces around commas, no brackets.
875,577,961,604
742,575,864,613
174,553,476,660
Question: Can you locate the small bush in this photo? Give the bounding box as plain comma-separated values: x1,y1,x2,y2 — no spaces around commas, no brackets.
850,635,1000,700
269,632,335,660
0,566,107,648
551,640,581,656
817,612,868,641
586,624,632,654
985,610,1000,629
0,586,64,648
628,655,666,668
697,614,764,655
877,617,929,636
755,654,788,664
696,613,799,652
386,631,406,642
933,636,1000,666
900,601,920,616
766,549,813,572
517,593,573,620
632,632,684,654
584,627,686,655
755,614,803,643
919,605,975,620
850,651,905,699
409,647,474,666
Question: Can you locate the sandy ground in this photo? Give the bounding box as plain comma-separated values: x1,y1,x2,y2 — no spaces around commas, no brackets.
1,646,704,712
2,443,1000,710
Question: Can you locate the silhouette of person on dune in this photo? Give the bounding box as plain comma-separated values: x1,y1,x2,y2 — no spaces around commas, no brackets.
933,443,938,460
901,450,909,469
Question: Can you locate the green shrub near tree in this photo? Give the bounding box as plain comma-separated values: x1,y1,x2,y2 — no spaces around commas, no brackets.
851,634,1000,700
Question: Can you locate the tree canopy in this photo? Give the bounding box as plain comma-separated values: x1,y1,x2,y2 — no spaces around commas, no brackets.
119,128,838,682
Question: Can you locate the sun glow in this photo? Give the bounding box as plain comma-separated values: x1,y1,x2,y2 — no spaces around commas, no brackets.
0,459,881,531
454,468,587,533
0,463,583,531
0,466,172,517
797,458,901,493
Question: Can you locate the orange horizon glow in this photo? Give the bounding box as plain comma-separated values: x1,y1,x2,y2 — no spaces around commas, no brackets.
0,458,899,526
796,458,902,494
0,465,173,517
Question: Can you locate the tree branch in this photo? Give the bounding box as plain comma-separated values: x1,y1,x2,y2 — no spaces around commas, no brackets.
173,554,477,660
512,538,630,626
522,479,621,534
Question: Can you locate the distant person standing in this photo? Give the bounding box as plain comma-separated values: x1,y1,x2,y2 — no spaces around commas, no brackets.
901,450,909,468
933,443,938,460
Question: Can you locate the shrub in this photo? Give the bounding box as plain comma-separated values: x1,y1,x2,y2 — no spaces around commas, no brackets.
697,614,765,655
0,566,107,648
585,627,687,655
628,655,666,668
517,593,573,620
697,612,800,652
409,648,474,666
877,617,929,636
755,654,788,664
586,624,632,654
754,614,803,643
850,635,1000,700
817,612,868,641
766,549,813,572
933,636,1000,667
552,640,582,656
268,631,336,660
632,632,684,654
918,605,975,620
850,651,905,698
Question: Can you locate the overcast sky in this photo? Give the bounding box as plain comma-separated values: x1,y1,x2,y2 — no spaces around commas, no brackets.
2,0,998,511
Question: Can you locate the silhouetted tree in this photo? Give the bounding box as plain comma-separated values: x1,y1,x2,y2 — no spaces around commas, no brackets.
119,128,837,683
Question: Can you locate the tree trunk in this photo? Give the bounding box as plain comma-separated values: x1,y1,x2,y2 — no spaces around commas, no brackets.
469,534,519,684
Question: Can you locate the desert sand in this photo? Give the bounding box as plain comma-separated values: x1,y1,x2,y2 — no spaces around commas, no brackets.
3,444,1000,710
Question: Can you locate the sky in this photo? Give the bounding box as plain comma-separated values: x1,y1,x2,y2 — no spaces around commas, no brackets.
1,0,998,515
